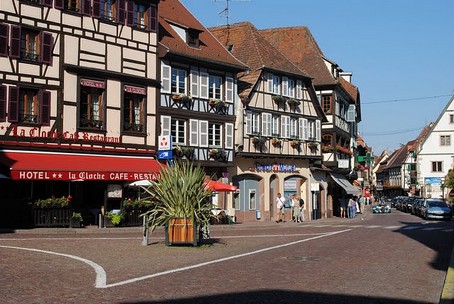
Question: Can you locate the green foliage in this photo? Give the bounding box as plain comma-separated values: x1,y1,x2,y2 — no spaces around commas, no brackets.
72,212,83,221
106,211,124,226
141,161,213,233
444,169,454,189
35,196,71,208
122,198,152,210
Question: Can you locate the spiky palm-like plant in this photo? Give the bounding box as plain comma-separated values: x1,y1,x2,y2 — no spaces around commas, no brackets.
141,161,213,234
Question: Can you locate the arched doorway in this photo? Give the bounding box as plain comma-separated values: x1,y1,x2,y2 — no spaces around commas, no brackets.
270,174,278,221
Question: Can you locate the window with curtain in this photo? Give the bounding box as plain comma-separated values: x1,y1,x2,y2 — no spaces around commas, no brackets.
79,79,105,129
123,85,145,133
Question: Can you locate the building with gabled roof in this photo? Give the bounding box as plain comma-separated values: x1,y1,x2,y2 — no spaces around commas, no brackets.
417,93,454,200
210,21,330,221
259,26,361,216
157,0,248,213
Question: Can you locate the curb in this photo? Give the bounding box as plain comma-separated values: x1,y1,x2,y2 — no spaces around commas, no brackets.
440,241,454,304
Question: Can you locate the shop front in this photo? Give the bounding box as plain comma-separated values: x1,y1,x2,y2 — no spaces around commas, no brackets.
0,150,162,228
231,158,316,222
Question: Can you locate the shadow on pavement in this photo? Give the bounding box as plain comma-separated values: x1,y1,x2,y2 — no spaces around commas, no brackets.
120,289,428,304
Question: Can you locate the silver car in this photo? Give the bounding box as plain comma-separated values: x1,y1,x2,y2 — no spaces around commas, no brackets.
420,199,452,221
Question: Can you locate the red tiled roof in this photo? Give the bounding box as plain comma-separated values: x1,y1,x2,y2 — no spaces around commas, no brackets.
209,22,309,77
339,76,359,103
259,26,337,86
158,0,247,70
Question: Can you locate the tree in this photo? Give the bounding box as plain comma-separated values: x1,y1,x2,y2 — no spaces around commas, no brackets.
141,160,213,236
444,169,454,192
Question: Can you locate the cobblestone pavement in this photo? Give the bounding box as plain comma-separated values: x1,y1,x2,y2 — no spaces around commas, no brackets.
0,206,452,304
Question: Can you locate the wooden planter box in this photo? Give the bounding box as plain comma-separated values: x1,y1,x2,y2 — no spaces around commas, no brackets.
33,208,71,227
165,218,199,246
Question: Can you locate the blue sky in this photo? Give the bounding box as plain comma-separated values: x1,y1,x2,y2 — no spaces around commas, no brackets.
180,0,454,155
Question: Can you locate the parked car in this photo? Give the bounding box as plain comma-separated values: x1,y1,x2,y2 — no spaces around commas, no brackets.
411,198,424,216
420,199,452,221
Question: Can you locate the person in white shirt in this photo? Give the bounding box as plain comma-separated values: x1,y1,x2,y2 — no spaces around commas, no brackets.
276,193,286,223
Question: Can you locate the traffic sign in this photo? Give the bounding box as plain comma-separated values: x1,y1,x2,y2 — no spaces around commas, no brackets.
157,150,173,160
158,135,171,151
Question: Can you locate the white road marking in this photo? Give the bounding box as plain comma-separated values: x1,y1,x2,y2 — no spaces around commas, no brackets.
102,229,351,288
384,226,401,229
0,245,106,288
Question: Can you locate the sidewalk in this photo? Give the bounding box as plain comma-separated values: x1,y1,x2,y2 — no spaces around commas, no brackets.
0,205,371,234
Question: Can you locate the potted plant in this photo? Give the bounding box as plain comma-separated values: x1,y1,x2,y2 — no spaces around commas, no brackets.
208,148,218,158
141,161,213,246
287,99,301,107
171,93,192,103
106,210,124,227
252,136,266,147
290,139,300,148
308,142,318,150
271,137,281,147
173,145,183,157
181,146,195,160
272,95,286,104
70,212,83,228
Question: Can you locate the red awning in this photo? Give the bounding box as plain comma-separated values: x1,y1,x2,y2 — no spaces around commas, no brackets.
205,179,238,192
0,151,163,181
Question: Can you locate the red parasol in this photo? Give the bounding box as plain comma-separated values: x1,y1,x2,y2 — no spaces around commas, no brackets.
204,179,238,192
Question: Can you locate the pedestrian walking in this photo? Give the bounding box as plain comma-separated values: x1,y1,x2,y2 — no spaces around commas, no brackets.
297,195,305,222
275,193,285,223
290,194,297,222
347,196,356,218
359,195,365,214
340,197,347,218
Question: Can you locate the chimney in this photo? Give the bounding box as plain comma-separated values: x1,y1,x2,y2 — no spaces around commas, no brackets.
340,72,352,83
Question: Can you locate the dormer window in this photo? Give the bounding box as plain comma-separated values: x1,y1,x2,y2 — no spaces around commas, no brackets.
169,22,201,48
187,29,200,48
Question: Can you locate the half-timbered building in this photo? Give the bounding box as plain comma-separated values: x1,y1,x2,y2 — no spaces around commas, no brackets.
0,0,162,227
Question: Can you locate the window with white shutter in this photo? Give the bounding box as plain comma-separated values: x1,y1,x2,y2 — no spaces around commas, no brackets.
298,118,304,140
281,115,290,138
189,119,199,146
226,77,234,102
190,69,199,97
282,77,288,97
346,104,356,122
272,115,280,136
261,113,272,137
225,123,234,149
199,120,208,147
267,73,273,93
296,80,302,99
288,79,295,98
200,72,209,99
302,118,308,140
273,75,280,95
161,115,171,136
161,62,171,93
290,118,298,138
316,120,321,141
246,111,260,135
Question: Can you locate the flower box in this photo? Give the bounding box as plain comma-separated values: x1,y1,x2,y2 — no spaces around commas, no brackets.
165,218,199,246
